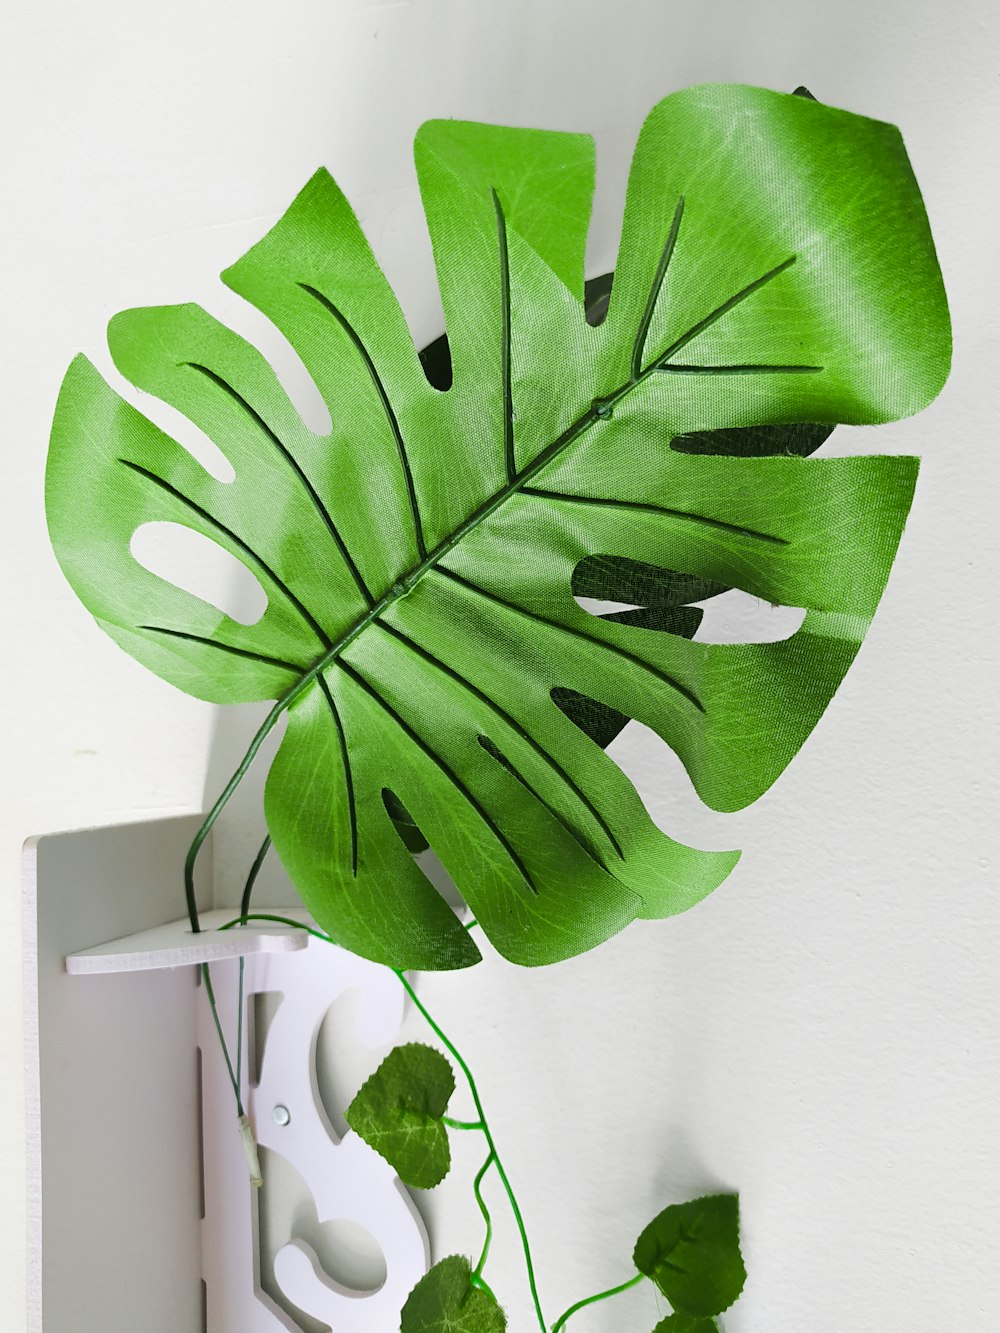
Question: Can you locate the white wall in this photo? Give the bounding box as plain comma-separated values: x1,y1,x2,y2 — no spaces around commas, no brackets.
3,1,998,1328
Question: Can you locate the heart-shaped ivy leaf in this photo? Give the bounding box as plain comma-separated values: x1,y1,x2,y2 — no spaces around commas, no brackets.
400,1256,507,1332
345,1043,455,1188
634,1193,745,1317
48,85,949,972
652,1316,719,1332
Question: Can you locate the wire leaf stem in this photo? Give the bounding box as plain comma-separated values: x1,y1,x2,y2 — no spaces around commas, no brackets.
550,1271,646,1332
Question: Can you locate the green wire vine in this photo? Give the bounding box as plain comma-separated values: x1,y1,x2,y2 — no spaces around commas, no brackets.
213,904,742,1331
219,909,547,1328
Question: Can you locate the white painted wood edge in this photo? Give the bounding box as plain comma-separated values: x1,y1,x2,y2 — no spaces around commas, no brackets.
23,836,43,1333
66,907,310,975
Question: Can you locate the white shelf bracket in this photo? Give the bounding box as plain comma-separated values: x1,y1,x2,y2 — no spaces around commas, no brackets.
25,818,428,1333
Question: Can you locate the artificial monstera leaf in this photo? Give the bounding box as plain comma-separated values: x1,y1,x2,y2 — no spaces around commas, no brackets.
560,416,835,748
47,84,949,972
652,1317,718,1332
401,1256,507,1333
634,1194,746,1318
346,1043,455,1188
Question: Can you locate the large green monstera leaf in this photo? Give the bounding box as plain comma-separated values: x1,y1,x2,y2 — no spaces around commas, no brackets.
47,84,949,972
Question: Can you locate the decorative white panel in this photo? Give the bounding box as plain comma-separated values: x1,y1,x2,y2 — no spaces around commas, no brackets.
200,936,429,1331
26,818,428,1332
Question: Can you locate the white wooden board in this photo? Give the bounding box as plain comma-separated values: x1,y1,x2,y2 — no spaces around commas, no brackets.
24,816,210,1333
67,908,308,975
25,818,429,1332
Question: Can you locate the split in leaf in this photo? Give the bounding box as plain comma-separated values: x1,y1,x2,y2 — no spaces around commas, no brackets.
345,1043,455,1188
634,1193,746,1317
47,84,949,971
400,1255,507,1332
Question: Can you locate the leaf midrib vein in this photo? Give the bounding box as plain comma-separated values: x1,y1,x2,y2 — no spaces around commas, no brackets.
301,248,803,698
133,230,804,726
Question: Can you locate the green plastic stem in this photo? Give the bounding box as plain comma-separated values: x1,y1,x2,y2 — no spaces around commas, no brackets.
235,835,273,1096
183,701,287,934
550,1271,646,1332
472,1151,496,1276
394,969,548,1332
201,962,243,1116
470,1271,499,1303
240,834,273,923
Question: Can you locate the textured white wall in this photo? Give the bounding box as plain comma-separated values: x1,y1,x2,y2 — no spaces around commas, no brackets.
3,1,998,1328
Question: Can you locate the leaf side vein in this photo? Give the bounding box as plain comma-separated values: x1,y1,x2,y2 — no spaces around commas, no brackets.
335,656,537,892
139,625,307,672
297,283,427,559
631,195,685,379
375,618,625,859
184,361,375,606
521,486,789,546
491,189,516,482
118,458,333,648
318,672,358,874
434,565,706,713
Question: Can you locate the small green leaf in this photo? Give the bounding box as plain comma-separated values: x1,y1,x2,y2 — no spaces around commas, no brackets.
346,1043,455,1188
400,1256,507,1332
634,1193,746,1317
652,1316,719,1332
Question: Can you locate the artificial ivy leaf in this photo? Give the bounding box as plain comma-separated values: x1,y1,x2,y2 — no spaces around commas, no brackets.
652,1316,718,1332
346,1043,455,1188
634,1194,746,1317
400,1256,507,1333
47,85,949,971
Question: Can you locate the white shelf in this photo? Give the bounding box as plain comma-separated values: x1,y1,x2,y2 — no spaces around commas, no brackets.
66,908,309,975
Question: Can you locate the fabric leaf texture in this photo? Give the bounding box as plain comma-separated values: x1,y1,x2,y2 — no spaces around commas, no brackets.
345,1042,455,1189
634,1193,746,1317
47,84,950,971
651,1316,719,1332
400,1256,507,1332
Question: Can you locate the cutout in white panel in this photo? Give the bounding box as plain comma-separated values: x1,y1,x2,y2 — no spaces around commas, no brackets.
314,1220,388,1295
131,521,268,625
316,988,386,1139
